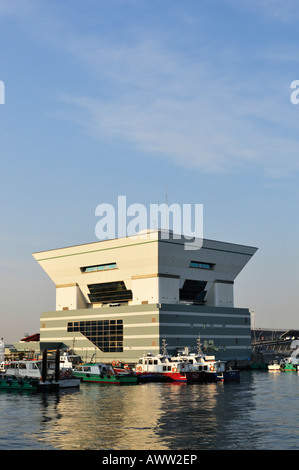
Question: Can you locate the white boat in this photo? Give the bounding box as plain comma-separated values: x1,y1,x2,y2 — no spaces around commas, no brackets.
3,357,80,390
135,340,202,383
280,341,299,372
267,360,280,371
58,352,83,369
172,337,240,382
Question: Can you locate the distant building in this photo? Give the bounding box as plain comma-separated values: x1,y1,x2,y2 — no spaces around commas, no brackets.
33,230,257,363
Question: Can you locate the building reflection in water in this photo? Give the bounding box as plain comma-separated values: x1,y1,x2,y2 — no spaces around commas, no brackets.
33,381,232,450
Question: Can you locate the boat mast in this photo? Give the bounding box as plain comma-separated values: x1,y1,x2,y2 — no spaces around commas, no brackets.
196,335,203,356
162,339,168,356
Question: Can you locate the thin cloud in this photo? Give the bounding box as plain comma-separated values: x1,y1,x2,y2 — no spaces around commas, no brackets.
2,0,299,177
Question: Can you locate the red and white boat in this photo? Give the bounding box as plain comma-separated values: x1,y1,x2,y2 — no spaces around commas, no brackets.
172,337,240,383
134,341,202,383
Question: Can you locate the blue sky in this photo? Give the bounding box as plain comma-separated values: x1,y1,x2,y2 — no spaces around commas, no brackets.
1,0,299,342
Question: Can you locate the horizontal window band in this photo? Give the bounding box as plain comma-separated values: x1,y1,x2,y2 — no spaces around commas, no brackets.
41,322,249,331
40,333,251,341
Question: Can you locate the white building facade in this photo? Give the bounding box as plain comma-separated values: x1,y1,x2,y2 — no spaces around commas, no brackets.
33,230,257,364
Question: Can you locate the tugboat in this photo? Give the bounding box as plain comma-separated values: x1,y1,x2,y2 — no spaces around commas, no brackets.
73,362,138,385
172,337,240,383
135,340,201,383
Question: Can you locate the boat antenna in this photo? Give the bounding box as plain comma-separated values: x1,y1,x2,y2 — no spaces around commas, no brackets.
162,339,168,355
196,335,203,355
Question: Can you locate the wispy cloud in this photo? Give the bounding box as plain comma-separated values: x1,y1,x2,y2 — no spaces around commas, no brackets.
2,0,299,177
58,36,299,177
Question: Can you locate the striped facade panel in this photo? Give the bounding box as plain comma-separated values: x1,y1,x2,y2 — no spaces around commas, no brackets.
40,303,251,363
159,304,251,360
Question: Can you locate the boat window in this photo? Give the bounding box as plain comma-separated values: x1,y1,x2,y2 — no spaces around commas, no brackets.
154,360,158,365
83,366,91,372
163,366,167,371
19,363,26,369
149,360,153,365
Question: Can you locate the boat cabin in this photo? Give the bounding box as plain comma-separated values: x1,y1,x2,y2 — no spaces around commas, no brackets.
5,360,43,379
74,363,115,375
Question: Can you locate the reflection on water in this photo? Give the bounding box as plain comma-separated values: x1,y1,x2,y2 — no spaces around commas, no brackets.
1,371,299,450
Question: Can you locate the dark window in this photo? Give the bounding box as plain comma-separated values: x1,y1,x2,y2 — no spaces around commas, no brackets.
67,319,123,353
87,281,133,304
179,279,207,303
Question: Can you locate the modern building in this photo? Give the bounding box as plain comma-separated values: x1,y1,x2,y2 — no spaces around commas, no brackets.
33,229,257,364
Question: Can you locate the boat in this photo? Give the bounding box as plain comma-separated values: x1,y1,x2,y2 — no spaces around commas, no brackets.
280,340,299,372
73,362,138,385
134,340,202,383
267,360,281,371
58,352,83,369
112,360,134,375
1,350,80,391
172,337,240,382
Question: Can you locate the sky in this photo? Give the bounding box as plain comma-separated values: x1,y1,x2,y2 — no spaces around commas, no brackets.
0,0,299,342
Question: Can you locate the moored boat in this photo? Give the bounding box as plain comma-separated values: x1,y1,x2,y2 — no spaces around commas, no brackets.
135,341,202,383
267,360,280,371
1,350,80,391
280,340,299,372
172,337,240,383
112,360,134,375
73,362,138,385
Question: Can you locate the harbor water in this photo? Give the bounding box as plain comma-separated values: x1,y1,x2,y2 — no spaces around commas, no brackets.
1,370,299,450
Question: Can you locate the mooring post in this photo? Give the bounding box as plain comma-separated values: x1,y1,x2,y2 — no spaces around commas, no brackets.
42,349,47,382
55,349,60,382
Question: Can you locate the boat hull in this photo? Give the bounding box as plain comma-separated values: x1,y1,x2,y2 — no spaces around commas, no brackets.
136,370,205,383
0,375,80,391
280,363,299,372
216,370,240,382
202,369,240,382
73,371,138,385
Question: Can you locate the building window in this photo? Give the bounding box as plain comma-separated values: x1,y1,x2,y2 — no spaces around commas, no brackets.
179,279,207,303
80,262,117,273
190,261,214,270
67,319,123,353
87,281,132,304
